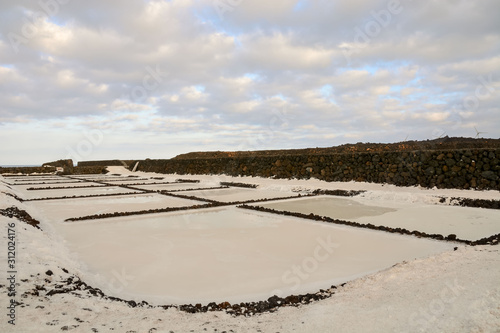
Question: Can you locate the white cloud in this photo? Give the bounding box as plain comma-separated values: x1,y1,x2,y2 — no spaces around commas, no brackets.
0,0,499,164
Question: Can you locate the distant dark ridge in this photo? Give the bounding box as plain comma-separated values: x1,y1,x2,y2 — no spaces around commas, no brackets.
78,160,132,167
173,137,500,160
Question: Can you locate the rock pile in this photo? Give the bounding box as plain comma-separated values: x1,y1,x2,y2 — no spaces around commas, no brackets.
439,197,500,210
0,206,41,229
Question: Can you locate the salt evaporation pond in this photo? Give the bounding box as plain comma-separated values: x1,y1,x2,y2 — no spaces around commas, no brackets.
98,179,165,185
51,206,453,305
255,196,500,241
15,186,144,200
179,187,299,202
30,193,204,223
15,181,105,190
130,182,223,191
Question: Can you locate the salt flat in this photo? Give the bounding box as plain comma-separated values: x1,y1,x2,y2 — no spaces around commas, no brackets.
13,185,144,200
70,175,125,180
5,178,82,185
29,193,204,223
49,206,453,304
180,187,299,202
130,182,221,191
13,181,105,190
256,196,500,241
98,179,172,185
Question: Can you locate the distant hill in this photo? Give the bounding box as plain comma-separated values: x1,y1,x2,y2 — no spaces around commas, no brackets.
172,137,500,160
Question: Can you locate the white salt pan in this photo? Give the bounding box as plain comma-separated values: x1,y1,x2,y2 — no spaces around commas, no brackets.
51,207,452,304
257,196,500,241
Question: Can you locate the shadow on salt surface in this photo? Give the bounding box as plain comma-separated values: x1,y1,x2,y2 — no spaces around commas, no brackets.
254,196,397,220
51,206,453,305
178,187,299,203
256,196,500,242
29,193,205,223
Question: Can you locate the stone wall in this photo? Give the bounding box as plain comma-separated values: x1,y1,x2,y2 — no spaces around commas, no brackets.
0,166,105,175
132,148,500,190
78,160,125,167
72,166,108,175
0,166,56,174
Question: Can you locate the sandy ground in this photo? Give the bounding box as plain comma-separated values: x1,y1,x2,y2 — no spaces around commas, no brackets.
0,167,499,332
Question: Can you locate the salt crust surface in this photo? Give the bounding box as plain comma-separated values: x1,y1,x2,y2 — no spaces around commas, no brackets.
256,196,500,241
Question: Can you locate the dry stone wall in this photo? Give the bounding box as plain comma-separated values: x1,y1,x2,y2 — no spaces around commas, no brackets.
78,160,125,167
0,166,56,174
0,166,105,175
132,148,500,190
72,166,108,174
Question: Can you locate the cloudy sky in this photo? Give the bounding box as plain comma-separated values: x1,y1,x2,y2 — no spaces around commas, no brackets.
1,0,499,165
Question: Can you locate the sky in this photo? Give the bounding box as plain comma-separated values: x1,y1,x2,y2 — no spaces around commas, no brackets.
0,0,499,165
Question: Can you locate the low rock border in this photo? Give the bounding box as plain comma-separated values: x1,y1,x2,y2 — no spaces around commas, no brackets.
1,192,25,202
65,203,218,222
157,186,230,193
32,265,345,317
312,189,366,196
2,174,58,178
176,179,201,183
220,182,258,188
114,181,183,186
9,181,85,186
26,184,109,191
95,178,149,182
438,197,500,210
23,191,147,202
6,179,71,184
